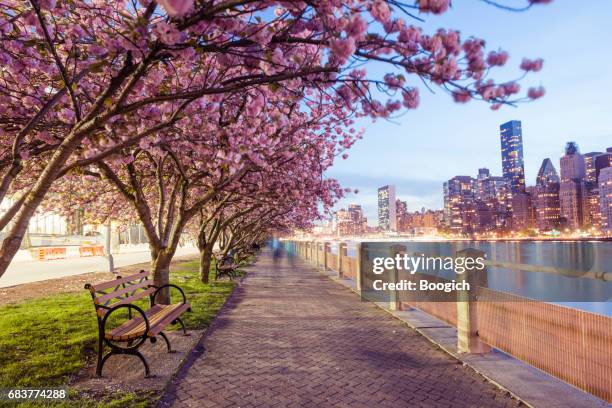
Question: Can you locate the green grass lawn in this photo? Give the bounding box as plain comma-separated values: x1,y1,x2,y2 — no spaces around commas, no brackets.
0,258,240,407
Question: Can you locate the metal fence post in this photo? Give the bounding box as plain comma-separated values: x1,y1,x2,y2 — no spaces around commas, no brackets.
322,242,327,270
355,242,362,292
389,245,406,311
456,248,491,354
337,242,343,277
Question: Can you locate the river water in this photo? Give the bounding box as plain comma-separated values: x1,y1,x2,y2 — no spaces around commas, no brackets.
359,240,612,317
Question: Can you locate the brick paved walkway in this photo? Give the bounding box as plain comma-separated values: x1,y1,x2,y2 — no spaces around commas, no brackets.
161,250,519,408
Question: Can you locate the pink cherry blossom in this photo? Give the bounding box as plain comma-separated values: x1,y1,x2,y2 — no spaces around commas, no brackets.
154,21,181,45
346,15,367,40
39,0,57,10
528,86,545,99
0,0,551,279
418,0,451,14
402,88,420,109
157,0,193,17
370,1,391,23
487,50,509,67
330,37,356,64
520,58,544,72
452,90,472,103
247,93,265,116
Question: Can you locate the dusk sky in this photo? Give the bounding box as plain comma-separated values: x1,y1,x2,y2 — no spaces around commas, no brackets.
327,0,612,225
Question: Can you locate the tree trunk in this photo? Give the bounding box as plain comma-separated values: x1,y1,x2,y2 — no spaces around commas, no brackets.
0,136,84,276
152,250,172,304
199,242,214,284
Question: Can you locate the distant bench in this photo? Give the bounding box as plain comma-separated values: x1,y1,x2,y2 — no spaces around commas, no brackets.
213,252,239,280
85,270,191,378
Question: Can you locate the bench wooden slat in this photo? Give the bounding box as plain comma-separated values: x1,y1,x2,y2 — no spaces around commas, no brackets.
96,287,156,316
89,270,150,292
105,303,189,341
95,281,151,304
148,303,191,337
107,304,164,338
118,304,176,338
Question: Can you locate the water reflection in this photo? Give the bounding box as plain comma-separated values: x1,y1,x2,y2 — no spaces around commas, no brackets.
365,241,612,316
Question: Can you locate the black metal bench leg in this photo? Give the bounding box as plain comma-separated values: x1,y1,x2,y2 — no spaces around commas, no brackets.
95,336,104,377
159,332,173,353
176,317,188,335
97,350,115,377
127,349,151,378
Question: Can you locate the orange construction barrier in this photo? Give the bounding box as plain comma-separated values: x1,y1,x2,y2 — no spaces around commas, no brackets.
79,245,104,257
36,247,67,261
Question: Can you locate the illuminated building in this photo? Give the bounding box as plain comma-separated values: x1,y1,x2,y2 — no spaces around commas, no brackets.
594,148,612,181
599,167,612,235
536,158,560,185
584,152,603,184
395,199,408,233
472,199,497,233
586,187,602,231
511,191,536,230
535,183,561,230
335,209,351,237
559,143,587,229
335,204,367,236
560,142,586,182
559,181,587,230
500,120,526,193
399,209,444,235
534,158,561,230
443,176,475,234
348,204,367,235
377,185,397,231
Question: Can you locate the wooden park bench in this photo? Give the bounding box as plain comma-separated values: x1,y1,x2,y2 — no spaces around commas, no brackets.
213,252,239,280
84,270,191,378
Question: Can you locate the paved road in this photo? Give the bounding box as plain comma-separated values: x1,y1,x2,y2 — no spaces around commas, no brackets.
0,246,198,288
161,250,519,408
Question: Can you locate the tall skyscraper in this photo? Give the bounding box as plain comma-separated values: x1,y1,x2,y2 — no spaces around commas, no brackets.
560,142,586,182
586,187,602,230
536,158,560,185
476,168,491,200
500,120,526,193
534,158,561,230
443,176,476,234
584,152,603,184
378,185,397,231
559,142,587,230
599,167,612,235
594,148,612,181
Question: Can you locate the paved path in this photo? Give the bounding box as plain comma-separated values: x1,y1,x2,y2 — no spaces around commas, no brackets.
162,250,519,408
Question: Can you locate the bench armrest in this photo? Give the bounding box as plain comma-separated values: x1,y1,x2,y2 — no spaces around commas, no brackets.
149,284,187,305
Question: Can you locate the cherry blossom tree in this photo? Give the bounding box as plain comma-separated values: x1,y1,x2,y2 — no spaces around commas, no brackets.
0,0,551,277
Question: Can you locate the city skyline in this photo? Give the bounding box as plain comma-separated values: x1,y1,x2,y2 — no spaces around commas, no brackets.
330,119,611,236
333,131,609,227
327,1,612,222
